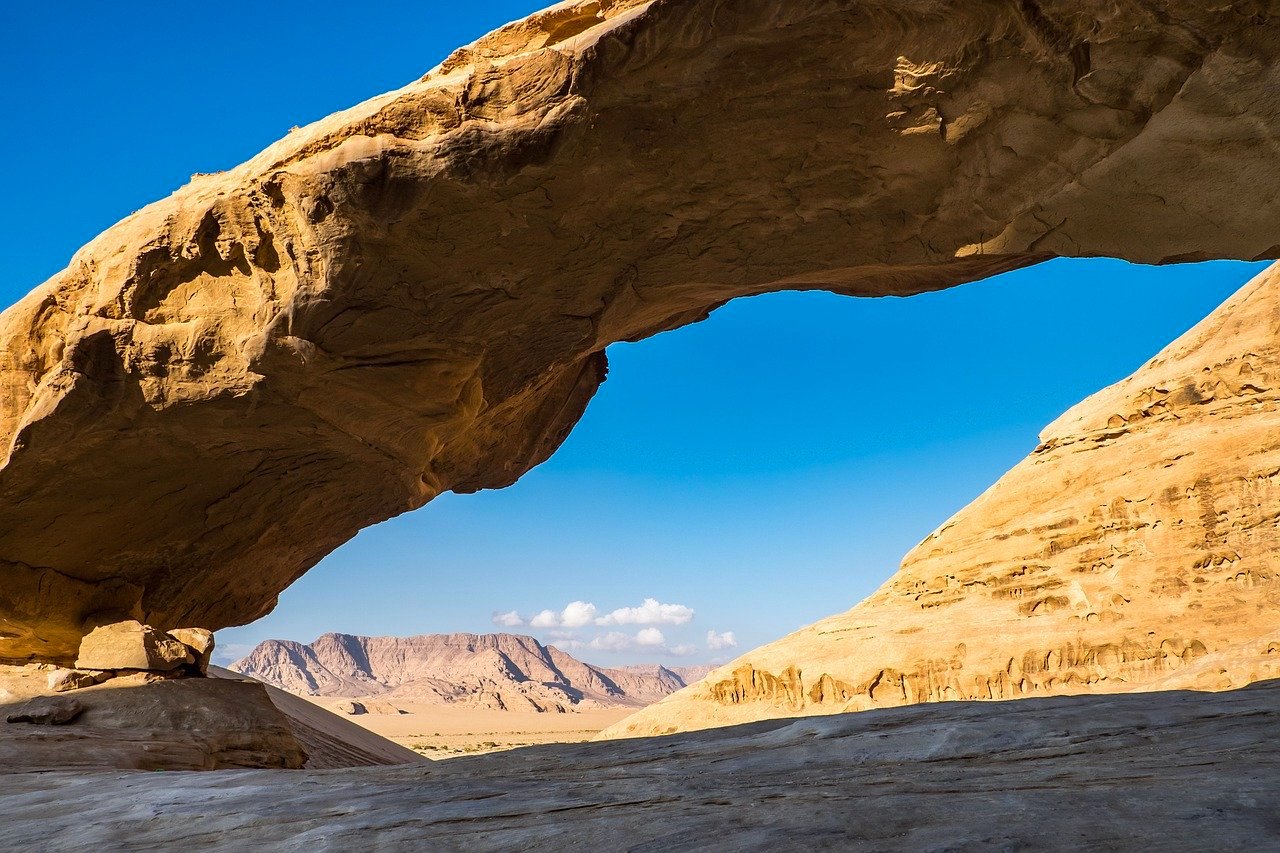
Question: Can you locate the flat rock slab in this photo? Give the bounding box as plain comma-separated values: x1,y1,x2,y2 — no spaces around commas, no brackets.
2,680,1277,851
0,671,305,771
5,696,83,725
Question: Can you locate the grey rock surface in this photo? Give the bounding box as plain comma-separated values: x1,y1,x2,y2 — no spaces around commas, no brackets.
2,679,1277,851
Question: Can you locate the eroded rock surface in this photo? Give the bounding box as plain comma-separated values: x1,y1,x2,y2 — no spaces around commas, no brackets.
1,680,1276,850
5,696,83,726
46,668,110,693
2,0,1279,660
0,662,423,770
208,667,429,769
604,263,1280,739
0,664,305,769
75,620,193,672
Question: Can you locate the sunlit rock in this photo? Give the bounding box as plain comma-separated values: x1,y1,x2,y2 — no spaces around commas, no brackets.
603,264,1280,738
1,0,1279,662
75,621,193,672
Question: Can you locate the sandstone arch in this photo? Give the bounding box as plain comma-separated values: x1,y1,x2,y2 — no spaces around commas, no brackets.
1,0,1278,661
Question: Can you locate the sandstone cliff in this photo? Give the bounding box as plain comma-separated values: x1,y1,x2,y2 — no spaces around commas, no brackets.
231,632,700,711
601,263,1280,738
2,0,1278,661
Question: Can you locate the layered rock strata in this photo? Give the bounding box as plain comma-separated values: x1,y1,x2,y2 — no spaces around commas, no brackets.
603,263,1280,738
2,0,1279,660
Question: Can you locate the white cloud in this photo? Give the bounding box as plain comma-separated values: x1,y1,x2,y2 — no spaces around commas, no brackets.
498,598,693,631
519,601,600,629
706,630,738,650
588,632,636,652
634,627,666,647
595,598,695,626
491,610,525,627
493,598,703,658
529,609,560,628
582,628,679,654
560,601,599,628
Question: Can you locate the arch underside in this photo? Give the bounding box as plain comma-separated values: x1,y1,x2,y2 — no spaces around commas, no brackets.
0,0,1277,661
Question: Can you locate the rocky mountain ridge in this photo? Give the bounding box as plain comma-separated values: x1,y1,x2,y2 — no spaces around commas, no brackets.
231,632,706,712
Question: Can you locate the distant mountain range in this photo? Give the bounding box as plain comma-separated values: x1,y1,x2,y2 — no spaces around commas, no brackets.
230,632,714,713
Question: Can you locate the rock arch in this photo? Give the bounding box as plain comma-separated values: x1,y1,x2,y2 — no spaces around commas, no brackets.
1,0,1278,661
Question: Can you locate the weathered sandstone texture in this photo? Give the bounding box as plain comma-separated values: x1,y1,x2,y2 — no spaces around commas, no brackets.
0,664,306,770
232,631,705,710
208,666,430,770
604,263,1280,739
168,627,215,671
2,0,1279,661
46,667,110,693
6,696,84,726
1,680,1277,850
0,662,424,770
75,620,194,672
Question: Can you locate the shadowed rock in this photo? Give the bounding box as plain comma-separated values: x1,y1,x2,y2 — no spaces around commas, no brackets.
5,696,83,726
0,663,425,770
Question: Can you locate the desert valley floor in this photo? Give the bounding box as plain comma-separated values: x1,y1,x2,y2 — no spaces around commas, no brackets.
313,702,631,758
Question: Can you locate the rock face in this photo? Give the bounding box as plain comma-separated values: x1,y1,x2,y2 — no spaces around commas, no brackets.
5,696,84,726
208,666,429,769
2,679,1277,850
75,620,193,672
0,664,306,769
603,263,1280,739
1,1,1278,662
231,632,701,711
0,661,423,770
46,668,110,693
169,628,215,671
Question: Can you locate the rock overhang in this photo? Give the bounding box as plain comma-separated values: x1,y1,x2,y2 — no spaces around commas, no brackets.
1,0,1278,662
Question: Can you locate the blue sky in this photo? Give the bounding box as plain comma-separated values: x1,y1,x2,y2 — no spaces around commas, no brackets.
1,4,1269,666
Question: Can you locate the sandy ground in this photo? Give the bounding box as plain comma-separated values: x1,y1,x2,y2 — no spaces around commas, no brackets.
303,699,634,759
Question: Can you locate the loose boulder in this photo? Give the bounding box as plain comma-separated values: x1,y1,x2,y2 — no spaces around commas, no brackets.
47,668,112,693
75,621,193,672
168,628,215,674
6,696,84,725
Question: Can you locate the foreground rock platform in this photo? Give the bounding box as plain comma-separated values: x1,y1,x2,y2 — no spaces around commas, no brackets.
2,680,1277,851
0,664,424,771
2,0,1279,661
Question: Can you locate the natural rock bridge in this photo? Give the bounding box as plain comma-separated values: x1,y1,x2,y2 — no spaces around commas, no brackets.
1,0,1278,665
